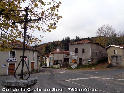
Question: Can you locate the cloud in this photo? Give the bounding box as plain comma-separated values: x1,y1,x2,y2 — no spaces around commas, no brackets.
41,0,124,43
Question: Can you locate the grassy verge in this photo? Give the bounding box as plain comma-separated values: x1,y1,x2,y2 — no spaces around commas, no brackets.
67,58,108,70
68,63,108,70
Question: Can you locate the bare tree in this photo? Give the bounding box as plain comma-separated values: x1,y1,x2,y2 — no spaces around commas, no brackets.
117,31,124,37
95,24,117,47
97,24,116,37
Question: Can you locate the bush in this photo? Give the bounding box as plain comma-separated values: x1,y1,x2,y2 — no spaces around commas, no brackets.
106,63,114,68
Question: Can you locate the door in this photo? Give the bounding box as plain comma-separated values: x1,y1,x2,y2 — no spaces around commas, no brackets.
63,58,69,67
31,62,35,71
111,56,122,66
79,58,82,65
8,63,15,75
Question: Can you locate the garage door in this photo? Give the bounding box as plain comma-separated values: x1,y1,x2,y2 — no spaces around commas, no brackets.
8,63,15,75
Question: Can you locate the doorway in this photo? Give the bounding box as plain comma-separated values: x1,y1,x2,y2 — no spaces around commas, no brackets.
8,63,15,75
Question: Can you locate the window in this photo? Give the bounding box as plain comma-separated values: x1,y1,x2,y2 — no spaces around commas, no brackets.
75,48,78,53
96,52,98,56
82,49,85,53
10,51,15,58
54,60,61,65
114,50,117,54
49,57,54,62
33,52,35,61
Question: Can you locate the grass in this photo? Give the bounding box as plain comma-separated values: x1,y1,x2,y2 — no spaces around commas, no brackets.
67,57,109,70
67,63,108,70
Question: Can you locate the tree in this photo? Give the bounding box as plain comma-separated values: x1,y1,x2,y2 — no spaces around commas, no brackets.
95,24,117,47
96,24,116,37
116,31,124,45
75,36,80,42
95,36,108,47
61,37,70,51
0,0,62,49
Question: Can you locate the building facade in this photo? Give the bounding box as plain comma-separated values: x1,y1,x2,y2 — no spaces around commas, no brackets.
69,40,107,65
49,49,69,67
0,48,39,75
107,45,124,67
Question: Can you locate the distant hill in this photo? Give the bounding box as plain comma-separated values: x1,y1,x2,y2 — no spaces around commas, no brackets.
36,36,124,56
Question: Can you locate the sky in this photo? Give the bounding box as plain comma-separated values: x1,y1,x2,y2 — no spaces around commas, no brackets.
41,0,124,43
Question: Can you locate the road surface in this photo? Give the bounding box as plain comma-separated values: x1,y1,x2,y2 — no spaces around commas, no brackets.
0,68,124,93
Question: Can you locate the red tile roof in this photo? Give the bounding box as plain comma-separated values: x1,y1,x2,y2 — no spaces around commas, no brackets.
8,41,36,51
51,49,69,55
70,39,91,45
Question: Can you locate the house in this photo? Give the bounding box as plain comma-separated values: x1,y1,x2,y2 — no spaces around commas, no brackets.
49,49,70,67
43,54,50,67
69,40,107,65
107,45,124,67
0,41,40,75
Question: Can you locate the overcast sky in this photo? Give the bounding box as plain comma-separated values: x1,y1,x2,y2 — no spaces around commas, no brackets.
41,0,124,43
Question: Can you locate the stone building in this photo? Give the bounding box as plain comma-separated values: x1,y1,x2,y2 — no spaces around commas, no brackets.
107,45,124,67
49,49,69,67
0,41,40,75
69,40,107,65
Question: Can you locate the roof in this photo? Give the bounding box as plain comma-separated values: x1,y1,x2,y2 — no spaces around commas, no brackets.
9,41,37,51
70,39,91,45
51,49,69,55
106,45,124,49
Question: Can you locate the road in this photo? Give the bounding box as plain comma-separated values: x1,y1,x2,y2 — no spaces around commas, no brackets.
0,68,124,93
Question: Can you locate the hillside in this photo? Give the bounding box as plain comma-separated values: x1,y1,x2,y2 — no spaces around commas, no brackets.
36,36,124,56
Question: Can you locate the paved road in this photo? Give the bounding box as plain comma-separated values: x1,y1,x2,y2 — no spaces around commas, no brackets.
0,68,124,93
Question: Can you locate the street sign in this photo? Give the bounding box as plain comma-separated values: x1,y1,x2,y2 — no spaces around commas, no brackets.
72,56,78,59
71,64,77,69
72,59,76,63
70,52,75,56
